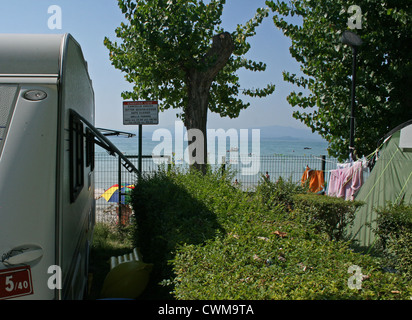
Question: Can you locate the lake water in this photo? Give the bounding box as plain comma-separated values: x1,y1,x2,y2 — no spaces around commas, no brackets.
97,134,329,157
95,133,332,187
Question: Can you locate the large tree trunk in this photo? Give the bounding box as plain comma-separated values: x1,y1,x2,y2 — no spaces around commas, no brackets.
185,78,210,174
184,32,234,174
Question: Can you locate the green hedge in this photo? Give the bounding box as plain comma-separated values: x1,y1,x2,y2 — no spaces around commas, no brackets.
130,169,412,300
130,168,240,298
374,203,412,280
292,194,364,241
254,176,308,212
172,228,409,300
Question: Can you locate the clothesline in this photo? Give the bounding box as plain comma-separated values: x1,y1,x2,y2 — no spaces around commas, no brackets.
311,144,380,173
304,134,403,201
311,155,337,164
304,148,379,200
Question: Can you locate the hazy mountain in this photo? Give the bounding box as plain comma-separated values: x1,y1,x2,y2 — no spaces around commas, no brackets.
252,125,323,141
136,123,324,141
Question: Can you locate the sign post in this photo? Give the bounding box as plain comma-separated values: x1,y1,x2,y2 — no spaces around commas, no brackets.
138,124,142,174
123,101,159,178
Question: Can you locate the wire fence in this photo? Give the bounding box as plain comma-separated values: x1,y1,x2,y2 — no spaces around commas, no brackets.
94,152,168,224
94,152,338,224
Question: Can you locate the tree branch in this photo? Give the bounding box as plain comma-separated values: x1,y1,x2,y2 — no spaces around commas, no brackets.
201,32,235,82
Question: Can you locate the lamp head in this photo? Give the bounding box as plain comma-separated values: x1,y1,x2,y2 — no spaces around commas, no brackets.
341,30,363,47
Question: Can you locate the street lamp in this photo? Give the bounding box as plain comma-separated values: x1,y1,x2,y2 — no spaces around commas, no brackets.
341,30,363,160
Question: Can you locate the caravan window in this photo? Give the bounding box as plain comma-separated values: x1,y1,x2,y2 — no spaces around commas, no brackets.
86,128,94,171
70,114,84,203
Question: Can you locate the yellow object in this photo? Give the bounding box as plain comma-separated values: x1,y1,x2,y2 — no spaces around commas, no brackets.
100,248,153,299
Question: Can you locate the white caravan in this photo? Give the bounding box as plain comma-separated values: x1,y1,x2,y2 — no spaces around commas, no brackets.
0,34,137,300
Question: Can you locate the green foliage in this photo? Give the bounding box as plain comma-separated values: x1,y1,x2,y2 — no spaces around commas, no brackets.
130,167,241,298
91,222,133,251
130,170,411,300
172,227,411,300
106,1,275,170
255,176,308,211
292,194,364,241
88,223,134,299
104,0,275,117
374,203,412,280
266,0,412,160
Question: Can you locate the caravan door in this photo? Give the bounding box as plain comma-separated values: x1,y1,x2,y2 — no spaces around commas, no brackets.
0,82,59,300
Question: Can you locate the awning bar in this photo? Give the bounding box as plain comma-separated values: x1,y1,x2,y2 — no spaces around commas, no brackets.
70,109,139,174
96,128,136,138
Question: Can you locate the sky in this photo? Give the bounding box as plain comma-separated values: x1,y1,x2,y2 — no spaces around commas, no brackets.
0,0,311,135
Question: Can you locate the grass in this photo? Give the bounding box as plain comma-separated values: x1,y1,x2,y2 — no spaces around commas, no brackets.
86,223,134,300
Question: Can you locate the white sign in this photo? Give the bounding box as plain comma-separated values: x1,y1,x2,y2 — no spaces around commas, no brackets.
123,101,159,125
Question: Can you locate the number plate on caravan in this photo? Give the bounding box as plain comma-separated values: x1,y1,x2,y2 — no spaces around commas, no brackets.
0,266,33,299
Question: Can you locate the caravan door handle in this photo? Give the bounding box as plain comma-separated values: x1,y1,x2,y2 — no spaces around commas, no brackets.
1,246,43,266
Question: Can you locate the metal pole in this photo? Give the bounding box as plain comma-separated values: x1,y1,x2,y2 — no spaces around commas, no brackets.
321,155,326,195
138,124,142,179
350,46,357,160
221,156,226,176
118,155,122,224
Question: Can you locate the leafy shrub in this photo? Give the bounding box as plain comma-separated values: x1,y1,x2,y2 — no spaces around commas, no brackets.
255,176,308,211
292,194,364,241
374,203,412,280
130,170,412,300
171,206,411,300
130,168,240,298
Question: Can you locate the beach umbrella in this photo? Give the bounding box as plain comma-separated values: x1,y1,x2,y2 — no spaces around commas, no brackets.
99,184,135,204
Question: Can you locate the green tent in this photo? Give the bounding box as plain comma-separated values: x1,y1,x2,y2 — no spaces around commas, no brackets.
350,120,412,247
